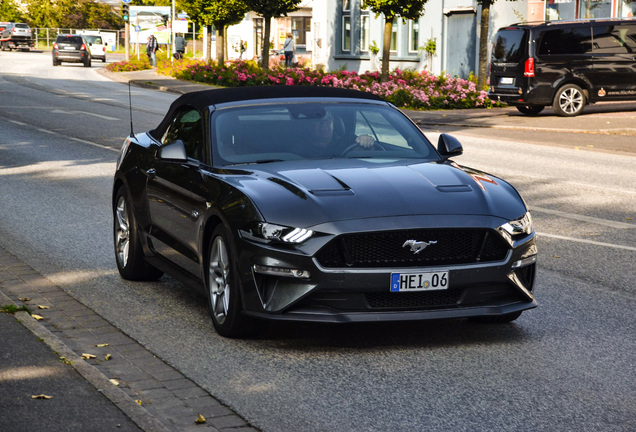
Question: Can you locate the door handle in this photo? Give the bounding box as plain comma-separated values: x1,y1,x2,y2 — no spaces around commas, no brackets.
146,168,156,179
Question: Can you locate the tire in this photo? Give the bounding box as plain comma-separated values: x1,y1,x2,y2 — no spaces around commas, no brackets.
52,58,59,66
84,58,91,67
552,84,586,117
113,187,163,281
516,105,544,116
470,311,523,324
206,225,251,338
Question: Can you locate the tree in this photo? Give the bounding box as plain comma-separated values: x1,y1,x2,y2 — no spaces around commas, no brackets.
244,0,302,69
0,0,24,23
181,0,248,64
476,0,518,90
364,0,428,82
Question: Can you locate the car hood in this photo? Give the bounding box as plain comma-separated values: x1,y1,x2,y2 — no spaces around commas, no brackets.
222,160,527,228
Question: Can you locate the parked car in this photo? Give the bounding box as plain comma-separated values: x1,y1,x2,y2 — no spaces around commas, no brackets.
52,34,91,67
0,22,34,51
488,18,636,116
113,86,537,338
82,34,107,62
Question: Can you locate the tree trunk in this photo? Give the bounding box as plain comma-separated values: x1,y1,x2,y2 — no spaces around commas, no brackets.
477,2,491,91
261,16,272,70
216,25,225,66
205,25,212,62
381,19,393,82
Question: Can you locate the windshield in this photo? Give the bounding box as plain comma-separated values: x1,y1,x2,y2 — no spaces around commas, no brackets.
84,35,103,44
211,102,438,166
491,29,527,62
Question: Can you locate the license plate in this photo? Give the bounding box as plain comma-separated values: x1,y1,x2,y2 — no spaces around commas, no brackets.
390,271,449,292
63,46,75,50
499,77,514,85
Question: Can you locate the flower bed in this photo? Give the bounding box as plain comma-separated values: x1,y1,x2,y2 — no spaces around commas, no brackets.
117,58,496,110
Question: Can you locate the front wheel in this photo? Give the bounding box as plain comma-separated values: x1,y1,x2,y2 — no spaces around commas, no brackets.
516,105,544,116
553,84,586,117
113,187,163,281
206,225,251,338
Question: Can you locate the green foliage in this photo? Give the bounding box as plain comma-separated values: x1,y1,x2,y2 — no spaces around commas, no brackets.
0,0,24,22
182,0,248,28
363,0,428,21
20,0,122,29
106,57,152,72
244,0,302,18
1,304,31,314
421,38,436,56
369,40,380,55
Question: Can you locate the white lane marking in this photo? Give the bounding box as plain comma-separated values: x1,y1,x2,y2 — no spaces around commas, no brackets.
538,232,636,251
7,119,28,126
50,109,118,121
531,206,635,229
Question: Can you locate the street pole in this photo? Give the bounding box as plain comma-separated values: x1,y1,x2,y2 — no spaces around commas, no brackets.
125,22,130,61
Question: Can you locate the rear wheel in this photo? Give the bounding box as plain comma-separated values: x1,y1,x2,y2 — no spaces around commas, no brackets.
206,225,251,338
84,58,91,67
553,84,586,117
516,105,544,116
113,187,163,281
52,58,59,66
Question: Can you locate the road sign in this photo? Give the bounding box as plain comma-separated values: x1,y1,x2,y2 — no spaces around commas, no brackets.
122,0,132,3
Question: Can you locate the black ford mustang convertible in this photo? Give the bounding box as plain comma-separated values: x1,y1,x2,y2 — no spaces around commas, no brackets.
113,86,537,337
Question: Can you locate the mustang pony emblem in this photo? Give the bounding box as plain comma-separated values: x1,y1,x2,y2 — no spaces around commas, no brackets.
402,239,437,254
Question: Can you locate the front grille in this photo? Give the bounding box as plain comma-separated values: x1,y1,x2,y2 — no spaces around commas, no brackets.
316,229,509,268
366,289,463,309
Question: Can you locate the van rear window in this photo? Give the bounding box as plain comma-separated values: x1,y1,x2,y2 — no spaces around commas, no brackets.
491,29,526,62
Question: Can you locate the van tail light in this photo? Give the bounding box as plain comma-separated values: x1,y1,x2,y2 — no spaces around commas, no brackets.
524,58,535,77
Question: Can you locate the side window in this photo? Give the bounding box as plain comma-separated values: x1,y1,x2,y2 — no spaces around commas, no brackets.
538,27,593,55
161,108,204,161
593,25,636,54
354,110,409,148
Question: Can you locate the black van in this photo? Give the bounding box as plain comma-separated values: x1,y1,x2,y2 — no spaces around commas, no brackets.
488,19,636,116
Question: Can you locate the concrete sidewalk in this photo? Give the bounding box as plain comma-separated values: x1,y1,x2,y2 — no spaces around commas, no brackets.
0,247,258,432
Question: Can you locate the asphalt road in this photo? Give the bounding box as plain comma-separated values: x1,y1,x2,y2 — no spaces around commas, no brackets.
1,50,635,432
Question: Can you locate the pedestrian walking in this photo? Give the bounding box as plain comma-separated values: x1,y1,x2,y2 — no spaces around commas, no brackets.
174,33,187,60
283,32,295,67
146,34,158,67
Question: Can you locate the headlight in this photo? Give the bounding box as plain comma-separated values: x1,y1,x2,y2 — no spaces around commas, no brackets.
500,212,533,237
241,222,314,244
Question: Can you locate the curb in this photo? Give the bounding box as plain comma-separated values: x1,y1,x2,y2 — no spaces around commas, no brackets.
0,290,171,432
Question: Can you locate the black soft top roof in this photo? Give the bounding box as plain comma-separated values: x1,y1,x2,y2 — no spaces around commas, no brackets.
151,85,385,139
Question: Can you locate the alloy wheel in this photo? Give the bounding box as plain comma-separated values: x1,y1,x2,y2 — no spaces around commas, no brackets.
115,196,130,268
558,87,584,115
208,236,230,325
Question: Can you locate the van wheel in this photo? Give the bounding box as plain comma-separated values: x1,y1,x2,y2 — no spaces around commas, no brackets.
516,105,544,116
553,84,586,117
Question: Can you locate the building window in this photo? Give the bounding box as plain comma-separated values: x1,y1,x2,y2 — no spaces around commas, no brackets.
343,16,351,51
409,20,420,53
390,18,398,52
545,0,576,21
343,0,351,12
619,0,636,17
292,17,311,45
361,15,370,52
580,0,612,18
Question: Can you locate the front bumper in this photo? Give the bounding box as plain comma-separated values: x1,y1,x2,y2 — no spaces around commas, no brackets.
237,224,538,323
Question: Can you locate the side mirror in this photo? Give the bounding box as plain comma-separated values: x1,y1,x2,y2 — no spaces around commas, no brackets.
437,133,463,158
159,140,187,162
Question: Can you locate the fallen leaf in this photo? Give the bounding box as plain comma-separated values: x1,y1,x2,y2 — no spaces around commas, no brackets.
32,314,44,320
31,394,53,399
109,379,120,386
135,400,143,406
95,343,109,347
194,414,206,424
105,354,112,361
553,255,561,259
583,233,600,237
19,297,30,302
38,305,50,310
627,217,632,221
81,353,97,359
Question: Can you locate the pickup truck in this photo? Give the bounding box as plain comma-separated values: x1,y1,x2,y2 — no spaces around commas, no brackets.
0,23,35,51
